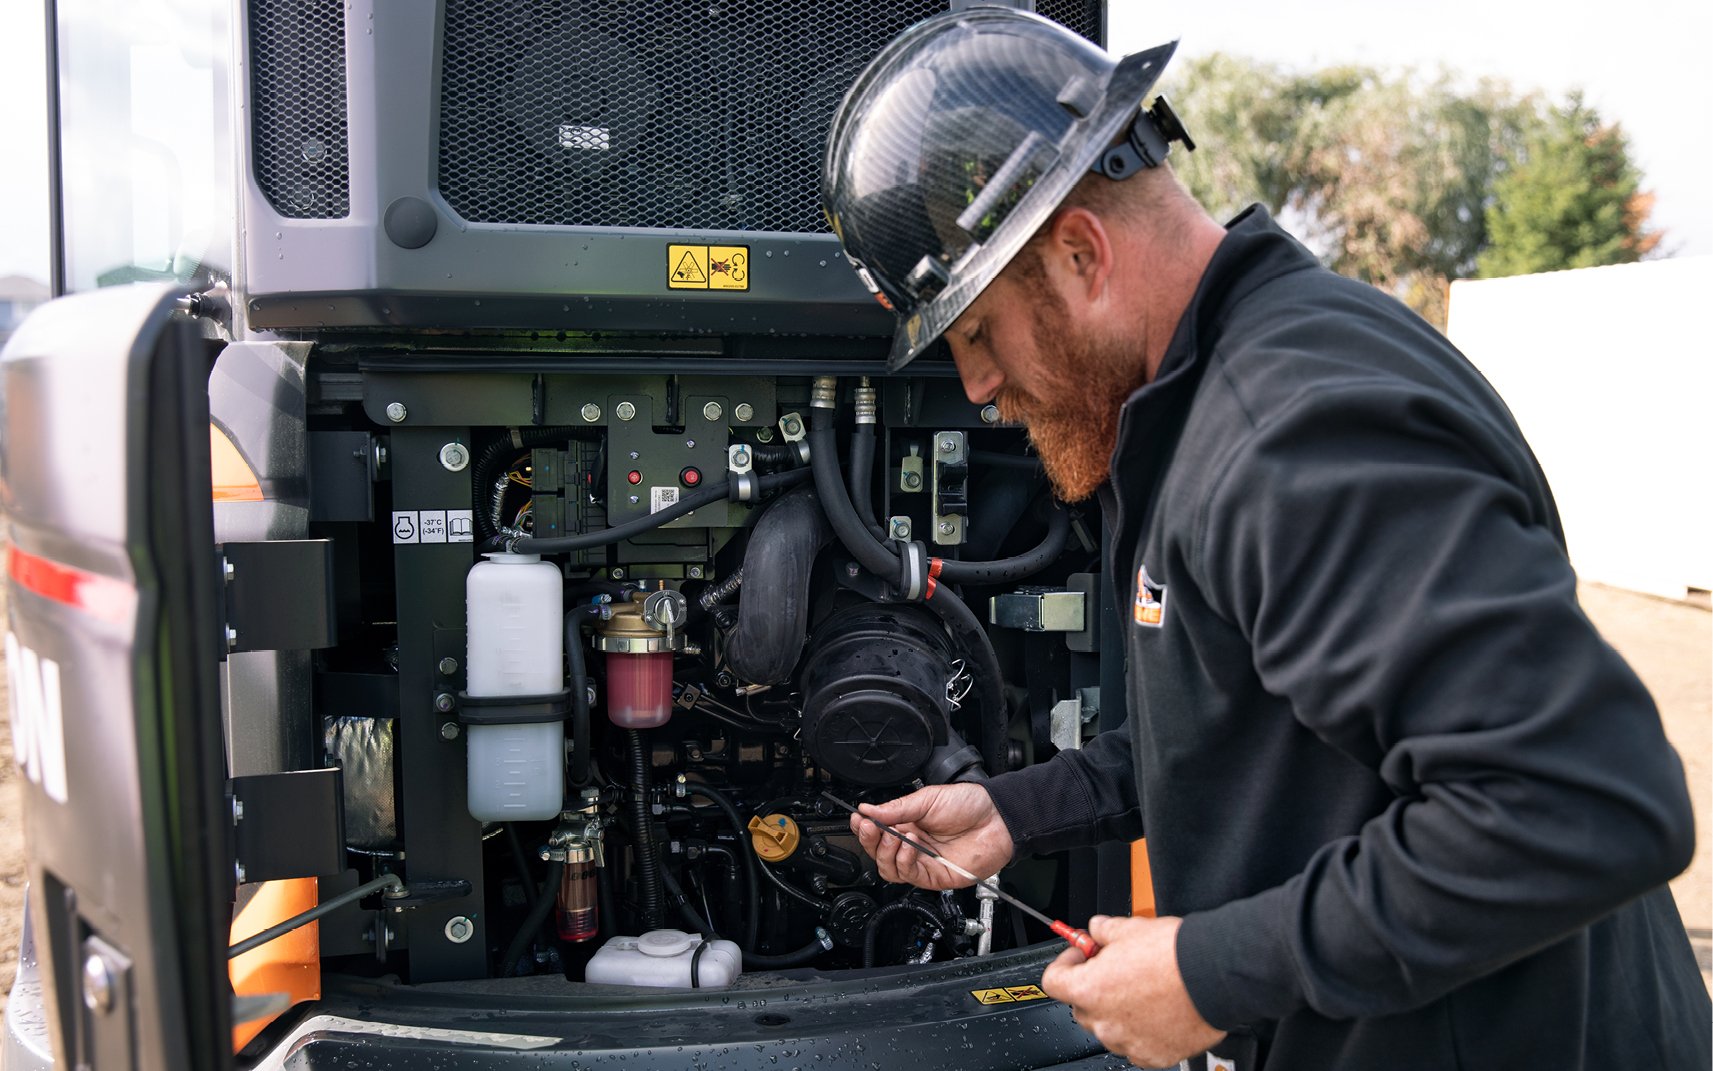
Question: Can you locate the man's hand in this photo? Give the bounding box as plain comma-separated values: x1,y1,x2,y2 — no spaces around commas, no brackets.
848,783,1015,889
1042,915,1226,1068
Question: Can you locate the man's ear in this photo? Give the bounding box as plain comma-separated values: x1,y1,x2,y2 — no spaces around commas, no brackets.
1042,207,1114,306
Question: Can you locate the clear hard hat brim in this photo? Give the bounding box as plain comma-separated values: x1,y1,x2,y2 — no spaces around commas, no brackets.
883,40,1179,372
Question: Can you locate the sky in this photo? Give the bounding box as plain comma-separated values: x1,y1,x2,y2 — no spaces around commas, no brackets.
0,0,1708,285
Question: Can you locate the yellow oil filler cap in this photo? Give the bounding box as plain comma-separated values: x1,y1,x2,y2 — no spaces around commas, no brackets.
748,813,801,862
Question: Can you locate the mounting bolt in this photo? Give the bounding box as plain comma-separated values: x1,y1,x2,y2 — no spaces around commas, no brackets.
938,521,955,535
889,517,911,539
232,798,245,823
386,402,408,423
234,860,247,885
781,415,803,436
628,494,640,505
938,436,956,453
438,656,459,675
980,405,1000,424
439,722,460,741
82,955,114,1014
444,916,475,944
702,401,723,422
734,402,755,422
611,568,626,580
580,402,602,423
615,401,637,422
225,626,239,651
756,427,776,443
222,558,235,582
438,442,470,472
688,565,705,579
434,692,456,714
901,471,922,490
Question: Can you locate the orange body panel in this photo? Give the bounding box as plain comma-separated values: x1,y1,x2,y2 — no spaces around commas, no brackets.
1130,839,1156,917
229,877,321,1051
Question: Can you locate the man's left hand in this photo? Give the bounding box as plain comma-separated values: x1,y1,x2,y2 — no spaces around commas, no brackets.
1041,915,1226,1068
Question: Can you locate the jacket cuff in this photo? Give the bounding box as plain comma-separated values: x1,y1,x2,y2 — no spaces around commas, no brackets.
1176,889,1306,1031
983,759,1098,859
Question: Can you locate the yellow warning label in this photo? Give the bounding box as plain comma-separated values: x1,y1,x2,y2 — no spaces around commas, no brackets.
970,984,1050,1005
668,244,750,291
709,245,749,290
668,245,709,289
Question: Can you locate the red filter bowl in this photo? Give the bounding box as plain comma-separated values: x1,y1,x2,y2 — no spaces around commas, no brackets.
606,650,673,728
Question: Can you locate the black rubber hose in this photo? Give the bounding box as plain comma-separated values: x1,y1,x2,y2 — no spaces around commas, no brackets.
472,427,575,544
745,932,831,970
810,407,901,579
699,844,744,939
849,424,887,540
660,865,717,938
925,587,1009,774
747,442,804,470
862,900,947,968
935,504,1070,585
565,605,601,788
724,485,833,686
756,857,833,914
512,469,812,554
682,784,762,952
627,730,663,931
499,859,565,977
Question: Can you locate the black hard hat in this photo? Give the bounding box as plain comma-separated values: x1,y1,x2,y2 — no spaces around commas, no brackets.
821,9,1189,371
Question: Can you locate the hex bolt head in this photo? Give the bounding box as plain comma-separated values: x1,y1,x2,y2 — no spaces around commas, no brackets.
756,427,776,443
611,567,626,580
434,692,456,714
688,565,705,579
702,401,723,422
938,436,956,453
939,521,955,535
444,916,475,944
580,402,602,423
734,402,755,422
82,955,114,1014
980,405,1000,424
615,401,637,422
902,471,922,490
782,416,802,435
439,442,470,472
438,656,459,675
439,722,461,741
386,402,408,423
889,519,911,539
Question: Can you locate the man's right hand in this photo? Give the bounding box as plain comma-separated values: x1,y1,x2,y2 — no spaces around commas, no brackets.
850,783,1015,888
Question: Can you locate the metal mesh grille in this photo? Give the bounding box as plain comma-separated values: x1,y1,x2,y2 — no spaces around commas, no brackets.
1034,0,1103,45
250,0,349,219
437,2,1102,232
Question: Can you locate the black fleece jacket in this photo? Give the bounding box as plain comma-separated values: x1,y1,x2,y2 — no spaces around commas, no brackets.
984,206,1708,1069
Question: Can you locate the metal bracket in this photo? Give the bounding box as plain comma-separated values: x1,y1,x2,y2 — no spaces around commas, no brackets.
989,588,1087,632
930,431,968,546
220,540,336,653
230,768,345,884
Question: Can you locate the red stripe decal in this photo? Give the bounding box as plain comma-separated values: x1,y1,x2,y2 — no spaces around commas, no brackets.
7,546,137,626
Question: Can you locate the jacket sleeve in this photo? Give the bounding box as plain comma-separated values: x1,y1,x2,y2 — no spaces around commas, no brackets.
1174,381,1696,1028
984,720,1143,857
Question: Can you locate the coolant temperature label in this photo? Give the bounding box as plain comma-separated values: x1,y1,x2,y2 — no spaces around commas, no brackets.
393,509,475,544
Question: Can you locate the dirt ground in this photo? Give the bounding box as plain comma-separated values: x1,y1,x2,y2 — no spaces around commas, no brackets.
0,582,1707,1016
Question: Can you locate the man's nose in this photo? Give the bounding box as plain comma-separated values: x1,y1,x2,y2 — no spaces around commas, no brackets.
949,344,1003,405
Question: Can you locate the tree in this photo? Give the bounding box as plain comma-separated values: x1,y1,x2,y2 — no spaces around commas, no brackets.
1477,96,1660,278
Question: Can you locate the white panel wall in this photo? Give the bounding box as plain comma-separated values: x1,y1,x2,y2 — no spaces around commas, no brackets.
1447,258,1713,599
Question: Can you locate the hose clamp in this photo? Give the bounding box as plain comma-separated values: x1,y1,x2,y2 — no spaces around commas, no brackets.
731,471,757,502
899,540,930,602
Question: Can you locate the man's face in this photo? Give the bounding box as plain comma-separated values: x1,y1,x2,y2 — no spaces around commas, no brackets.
944,254,1141,502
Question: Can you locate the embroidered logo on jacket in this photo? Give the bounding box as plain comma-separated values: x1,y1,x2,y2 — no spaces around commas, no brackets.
1133,564,1168,628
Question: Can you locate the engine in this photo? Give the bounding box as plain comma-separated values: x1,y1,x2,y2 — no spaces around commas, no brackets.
303,370,1111,985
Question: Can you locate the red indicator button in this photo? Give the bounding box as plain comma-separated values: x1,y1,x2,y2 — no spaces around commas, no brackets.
680,467,702,487
627,470,642,485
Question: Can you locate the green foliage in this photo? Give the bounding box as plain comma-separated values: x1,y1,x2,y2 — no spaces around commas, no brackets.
1477,96,1657,278
1162,55,1655,326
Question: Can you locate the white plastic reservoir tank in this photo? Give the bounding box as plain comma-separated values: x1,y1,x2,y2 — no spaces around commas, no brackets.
465,552,564,821
584,929,743,989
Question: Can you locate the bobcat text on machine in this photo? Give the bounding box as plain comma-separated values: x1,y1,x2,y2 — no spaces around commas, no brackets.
2,1,1146,1068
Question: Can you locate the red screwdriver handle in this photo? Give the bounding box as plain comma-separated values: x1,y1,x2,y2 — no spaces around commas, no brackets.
1050,920,1100,958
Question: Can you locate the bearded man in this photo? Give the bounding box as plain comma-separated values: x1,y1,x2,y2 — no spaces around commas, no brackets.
820,10,1708,1070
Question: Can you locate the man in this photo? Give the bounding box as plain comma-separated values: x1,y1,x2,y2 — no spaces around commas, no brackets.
820,10,1708,1070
